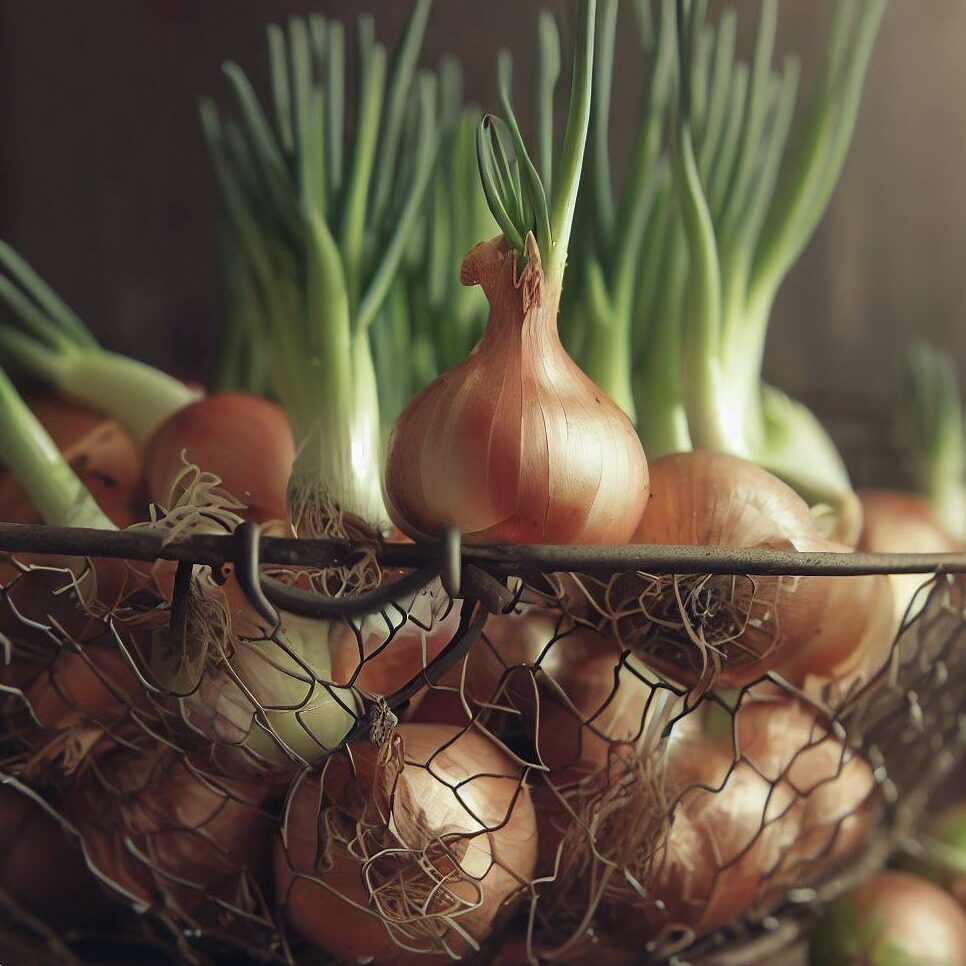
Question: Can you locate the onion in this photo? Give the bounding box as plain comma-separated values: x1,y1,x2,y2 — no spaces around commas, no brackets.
385,237,648,545
19,642,142,774
612,451,892,688
327,582,461,701
810,870,966,965
72,745,275,916
143,392,294,523
24,393,102,452
859,489,964,625
0,783,112,929
536,679,877,957
274,723,538,963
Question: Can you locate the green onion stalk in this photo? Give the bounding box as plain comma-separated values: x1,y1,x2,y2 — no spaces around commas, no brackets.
902,341,966,542
211,225,272,397
477,1,596,301
0,362,115,532
0,243,200,446
562,0,677,427
371,57,493,440
670,0,887,543
203,3,439,539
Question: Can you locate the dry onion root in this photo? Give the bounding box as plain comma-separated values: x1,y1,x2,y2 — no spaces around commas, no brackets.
274,723,538,964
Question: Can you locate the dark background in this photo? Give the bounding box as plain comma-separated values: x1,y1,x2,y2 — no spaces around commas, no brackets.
0,1,961,482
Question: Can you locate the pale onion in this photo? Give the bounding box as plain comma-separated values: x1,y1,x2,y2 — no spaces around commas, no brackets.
274,723,538,964
613,451,893,688
385,237,648,545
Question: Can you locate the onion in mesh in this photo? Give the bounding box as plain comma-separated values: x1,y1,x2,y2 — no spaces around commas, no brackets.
274,723,538,963
612,451,894,689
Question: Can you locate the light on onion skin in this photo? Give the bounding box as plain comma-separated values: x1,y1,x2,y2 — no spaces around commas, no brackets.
810,870,966,966
72,746,275,916
858,490,964,626
613,451,892,689
274,723,538,964
143,393,294,523
385,237,648,545
0,783,114,929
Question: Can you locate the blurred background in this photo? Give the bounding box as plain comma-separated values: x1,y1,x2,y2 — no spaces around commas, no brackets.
0,1,960,483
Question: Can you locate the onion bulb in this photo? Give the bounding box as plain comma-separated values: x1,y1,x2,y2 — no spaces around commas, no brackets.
143,392,294,523
385,236,648,545
537,684,877,957
611,451,892,689
274,723,538,963
73,745,274,916
19,642,142,774
24,393,102,453
810,870,966,965
859,489,964,626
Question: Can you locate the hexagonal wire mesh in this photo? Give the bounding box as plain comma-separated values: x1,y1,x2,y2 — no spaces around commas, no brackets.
0,522,963,966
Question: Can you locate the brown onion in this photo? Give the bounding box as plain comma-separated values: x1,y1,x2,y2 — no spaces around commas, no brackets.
72,745,274,916
385,237,648,545
275,723,538,963
613,451,892,688
537,684,877,957
859,489,964,625
143,392,294,523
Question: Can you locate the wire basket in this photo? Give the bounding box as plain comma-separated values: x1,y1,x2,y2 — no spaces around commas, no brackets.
0,521,964,966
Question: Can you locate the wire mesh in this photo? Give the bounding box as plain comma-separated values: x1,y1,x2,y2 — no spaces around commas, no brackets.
0,532,962,965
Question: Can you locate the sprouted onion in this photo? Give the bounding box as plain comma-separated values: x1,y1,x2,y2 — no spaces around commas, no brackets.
385,0,649,545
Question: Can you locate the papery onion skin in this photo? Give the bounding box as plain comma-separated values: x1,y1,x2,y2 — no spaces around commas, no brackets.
274,723,538,964
143,392,294,523
385,237,648,545
617,451,890,688
810,870,966,966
